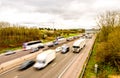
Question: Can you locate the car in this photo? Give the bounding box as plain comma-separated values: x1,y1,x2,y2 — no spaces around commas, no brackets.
30,48,39,53
66,37,73,41
56,36,65,41
55,47,62,52
56,36,64,40
4,50,16,55
73,36,78,39
61,44,70,54
38,44,45,49
19,60,35,70
47,42,54,47
66,38,70,41
53,41,59,45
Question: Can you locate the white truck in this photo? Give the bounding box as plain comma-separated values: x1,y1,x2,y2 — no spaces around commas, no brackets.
72,39,86,53
33,50,56,69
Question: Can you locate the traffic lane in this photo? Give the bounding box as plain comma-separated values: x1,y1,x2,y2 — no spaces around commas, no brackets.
0,39,77,78
60,37,95,78
0,46,49,64
0,49,74,78
39,50,78,78
24,39,89,78
0,51,65,78
0,50,76,78
0,50,30,64
0,38,78,64
20,52,75,78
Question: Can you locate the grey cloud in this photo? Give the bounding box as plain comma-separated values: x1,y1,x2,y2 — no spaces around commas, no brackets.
0,0,97,20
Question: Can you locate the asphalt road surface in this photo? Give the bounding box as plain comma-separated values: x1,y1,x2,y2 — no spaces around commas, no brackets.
0,36,95,78
0,38,77,64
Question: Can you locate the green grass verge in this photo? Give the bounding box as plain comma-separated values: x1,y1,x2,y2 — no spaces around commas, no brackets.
83,41,98,78
64,33,80,38
83,40,119,78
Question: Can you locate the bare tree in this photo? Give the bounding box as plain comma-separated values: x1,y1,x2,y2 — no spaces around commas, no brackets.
0,22,10,28
97,11,120,29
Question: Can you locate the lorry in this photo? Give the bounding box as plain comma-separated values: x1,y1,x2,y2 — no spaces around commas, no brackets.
72,39,86,53
33,49,56,69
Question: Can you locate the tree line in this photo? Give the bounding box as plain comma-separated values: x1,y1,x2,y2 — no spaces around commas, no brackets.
0,22,84,51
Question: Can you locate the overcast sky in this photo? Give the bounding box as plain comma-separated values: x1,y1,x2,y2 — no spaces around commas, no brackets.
0,0,120,29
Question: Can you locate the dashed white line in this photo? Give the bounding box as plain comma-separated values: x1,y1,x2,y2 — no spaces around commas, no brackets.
58,52,84,78
0,66,19,76
14,75,18,78
52,63,57,67
64,54,68,56
57,54,79,78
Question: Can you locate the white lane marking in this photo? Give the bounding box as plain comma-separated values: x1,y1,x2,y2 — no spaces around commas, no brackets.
0,53,4,56
0,38,77,76
64,54,68,56
0,66,19,76
52,63,57,67
57,53,80,78
14,75,18,78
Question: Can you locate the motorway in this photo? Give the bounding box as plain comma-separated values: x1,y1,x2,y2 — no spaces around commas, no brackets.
0,38,77,64
0,36,95,78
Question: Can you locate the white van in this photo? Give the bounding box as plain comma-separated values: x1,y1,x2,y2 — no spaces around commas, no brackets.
33,50,56,69
72,39,86,53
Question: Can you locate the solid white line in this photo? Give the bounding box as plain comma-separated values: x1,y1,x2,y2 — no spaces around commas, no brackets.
64,54,68,56
0,53,4,56
0,66,19,76
57,53,81,78
52,63,57,67
14,75,18,78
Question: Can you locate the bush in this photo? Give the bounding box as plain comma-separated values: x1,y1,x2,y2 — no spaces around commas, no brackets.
96,11,120,76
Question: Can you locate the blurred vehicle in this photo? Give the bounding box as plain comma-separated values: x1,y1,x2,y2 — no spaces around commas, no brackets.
56,36,64,40
66,38,70,41
85,34,92,39
61,44,70,54
47,42,54,47
19,60,35,70
23,40,44,51
72,39,86,53
66,37,72,41
4,50,16,55
73,36,79,39
53,40,59,45
56,36,65,41
30,47,39,53
33,50,56,69
55,47,62,52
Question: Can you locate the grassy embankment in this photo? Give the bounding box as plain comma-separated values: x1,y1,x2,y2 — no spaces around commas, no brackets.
83,36,118,78
83,11,120,78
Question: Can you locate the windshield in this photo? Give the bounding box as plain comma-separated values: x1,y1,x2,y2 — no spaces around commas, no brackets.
73,46,79,48
38,60,46,64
